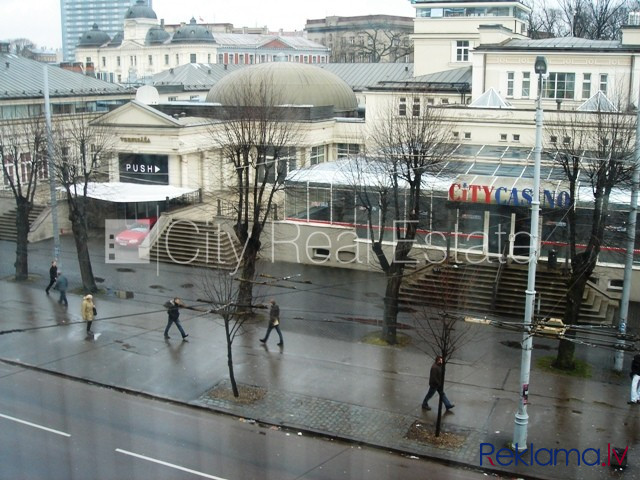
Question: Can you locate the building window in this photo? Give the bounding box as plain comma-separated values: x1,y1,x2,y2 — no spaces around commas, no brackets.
456,41,469,62
101,57,106,67
440,98,449,104
190,53,196,63
168,96,178,102
148,55,153,66
86,57,91,65
117,56,121,67
207,54,211,63
512,134,520,142
190,95,200,101
563,136,571,145
550,135,558,144
337,143,360,159
427,98,435,105
464,132,471,140
412,98,420,116
582,73,591,99
507,72,514,97
543,72,575,99
218,54,223,63
310,145,326,165
522,72,530,98
452,131,459,139
165,54,169,66
599,74,608,95
398,97,407,116
175,54,179,64
500,133,507,141
130,56,137,66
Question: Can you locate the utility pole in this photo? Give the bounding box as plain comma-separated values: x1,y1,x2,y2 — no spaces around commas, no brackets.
613,100,640,372
513,55,547,452
44,65,61,262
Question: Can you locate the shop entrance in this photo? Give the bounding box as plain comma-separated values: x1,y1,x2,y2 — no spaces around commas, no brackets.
488,207,511,256
512,209,531,257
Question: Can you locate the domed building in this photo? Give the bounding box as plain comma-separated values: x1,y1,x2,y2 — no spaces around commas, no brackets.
172,18,215,44
206,62,358,116
77,24,111,49
124,0,156,20
74,4,329,87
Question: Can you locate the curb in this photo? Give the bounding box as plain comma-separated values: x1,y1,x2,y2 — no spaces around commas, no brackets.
0,357,556,480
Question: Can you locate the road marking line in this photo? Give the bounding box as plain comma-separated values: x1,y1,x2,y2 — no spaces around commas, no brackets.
115,449,228,479
0,412,71,437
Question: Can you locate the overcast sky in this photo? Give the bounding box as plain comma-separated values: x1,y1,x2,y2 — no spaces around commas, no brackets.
1,0,416,49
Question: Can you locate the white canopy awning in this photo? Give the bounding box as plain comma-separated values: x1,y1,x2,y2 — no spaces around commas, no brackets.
64,182,199,203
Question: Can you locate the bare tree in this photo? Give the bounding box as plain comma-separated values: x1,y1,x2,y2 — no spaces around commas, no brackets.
0,116,47,280
352,28,413,63
558,0,630,39
547,105,635,370
51,111,113,293
356,95,456,344
9,38,36,58
209,76,300,311
523,0,568,38
200,271,253,397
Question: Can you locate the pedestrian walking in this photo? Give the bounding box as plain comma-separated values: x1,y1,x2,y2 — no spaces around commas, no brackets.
54,272,68,306
629,354,640,404
422,355,454,411
45,260,58,295
82,294,96,335
164,298,188,340
260,299,283,346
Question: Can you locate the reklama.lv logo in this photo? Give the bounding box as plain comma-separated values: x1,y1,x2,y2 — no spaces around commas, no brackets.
480,443,628,467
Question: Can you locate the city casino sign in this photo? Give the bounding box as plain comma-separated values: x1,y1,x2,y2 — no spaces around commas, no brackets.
448,183,572,208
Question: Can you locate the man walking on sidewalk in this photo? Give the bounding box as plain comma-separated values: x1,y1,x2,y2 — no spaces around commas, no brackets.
45,260,57,295
164,298,189,340
629,354,640,404
260,299,283,346
422,355,454,411
54,272,68,306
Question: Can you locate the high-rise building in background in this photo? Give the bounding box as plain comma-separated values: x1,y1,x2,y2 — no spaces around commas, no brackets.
60,0,152,62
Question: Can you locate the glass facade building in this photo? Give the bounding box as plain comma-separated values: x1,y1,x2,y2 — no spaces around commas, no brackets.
60,0,152,62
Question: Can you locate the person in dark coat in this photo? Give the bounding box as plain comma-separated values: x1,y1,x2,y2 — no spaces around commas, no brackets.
45,260,58,295
629,354,640,404
164,298,188,340
54,272,68,306
422,355,454,411
260,299,283,346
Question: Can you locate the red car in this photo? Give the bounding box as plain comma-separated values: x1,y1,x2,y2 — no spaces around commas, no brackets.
115,218,156,248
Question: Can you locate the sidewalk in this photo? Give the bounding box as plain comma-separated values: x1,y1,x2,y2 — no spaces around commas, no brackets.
0,237,639,480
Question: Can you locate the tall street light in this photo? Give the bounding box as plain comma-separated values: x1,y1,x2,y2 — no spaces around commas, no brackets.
513,55,547,451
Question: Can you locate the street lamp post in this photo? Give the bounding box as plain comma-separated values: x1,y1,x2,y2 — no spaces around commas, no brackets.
513,56,547,451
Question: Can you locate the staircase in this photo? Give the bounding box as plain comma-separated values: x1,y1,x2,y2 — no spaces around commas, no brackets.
399,262,618,325
0,205,46,241
150,219,241,270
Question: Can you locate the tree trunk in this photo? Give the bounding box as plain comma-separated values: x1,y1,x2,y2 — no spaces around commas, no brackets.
225,318,239,397
236,236,259,312
553,269,588,370
71,216,97,293
382,267,403,345
14,197,31,281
